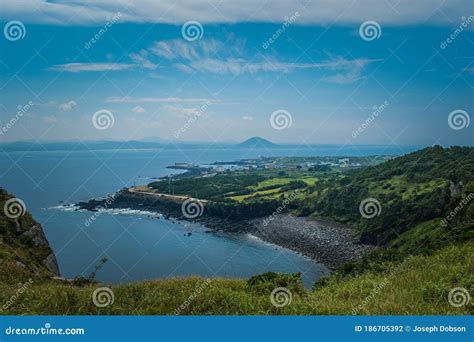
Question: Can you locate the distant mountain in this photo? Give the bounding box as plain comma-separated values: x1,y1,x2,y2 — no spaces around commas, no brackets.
140,136,167,143
236,137,278,148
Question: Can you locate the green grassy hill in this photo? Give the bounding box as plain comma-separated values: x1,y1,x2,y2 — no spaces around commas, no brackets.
1,241,472,315
300,146,474,248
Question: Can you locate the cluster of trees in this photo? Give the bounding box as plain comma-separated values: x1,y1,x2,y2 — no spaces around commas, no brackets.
149,173,267,201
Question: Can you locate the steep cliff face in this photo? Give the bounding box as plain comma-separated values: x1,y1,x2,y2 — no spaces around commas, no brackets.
0,188,59,283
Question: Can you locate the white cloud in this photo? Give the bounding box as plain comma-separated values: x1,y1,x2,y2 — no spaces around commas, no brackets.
107,96,217,103
128,51,157,70
49,63,136,72
148,37,380,80
58,100,77,112
132,106,146,114
150,39,240,60
243,116,254,121
0,1,470,26
43,115,58,124
175,55,380,81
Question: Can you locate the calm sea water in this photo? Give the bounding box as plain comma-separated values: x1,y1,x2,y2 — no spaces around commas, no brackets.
0,144,417,287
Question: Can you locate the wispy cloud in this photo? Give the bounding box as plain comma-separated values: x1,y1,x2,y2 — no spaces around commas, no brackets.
58,100,77,112
107,97,217,103
132,106,146,114
1,0,470,26
174,54,380,82
128,51,157,70
148,38,379,81
150,39,242,61
49,63,137,73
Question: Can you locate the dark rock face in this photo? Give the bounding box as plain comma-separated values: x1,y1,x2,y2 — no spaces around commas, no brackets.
1,187,60,277
44,253,60,276
20,224,60,277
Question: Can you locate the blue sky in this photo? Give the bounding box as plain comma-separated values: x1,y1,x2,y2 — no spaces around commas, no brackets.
0,0,472,146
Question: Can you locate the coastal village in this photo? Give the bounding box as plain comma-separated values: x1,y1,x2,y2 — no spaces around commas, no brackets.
164,155,394,179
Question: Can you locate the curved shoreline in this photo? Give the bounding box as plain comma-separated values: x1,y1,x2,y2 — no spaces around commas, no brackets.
249,215,374,270
75,189,374,270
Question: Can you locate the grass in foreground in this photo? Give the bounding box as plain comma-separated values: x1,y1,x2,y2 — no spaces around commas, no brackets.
1,241,472,315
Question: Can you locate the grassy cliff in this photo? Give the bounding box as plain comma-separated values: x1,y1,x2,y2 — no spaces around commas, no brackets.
1,241,472,315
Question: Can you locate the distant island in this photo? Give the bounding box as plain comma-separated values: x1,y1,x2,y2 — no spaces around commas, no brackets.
237,137,279,148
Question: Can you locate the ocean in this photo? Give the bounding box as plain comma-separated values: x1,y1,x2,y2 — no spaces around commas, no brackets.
0,144,417,287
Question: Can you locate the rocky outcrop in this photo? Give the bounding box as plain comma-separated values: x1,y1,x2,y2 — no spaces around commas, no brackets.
0,188,60,277
20,223,60,276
